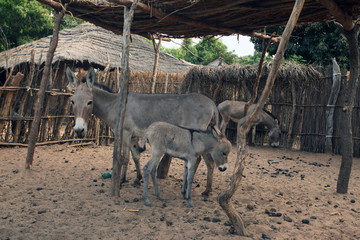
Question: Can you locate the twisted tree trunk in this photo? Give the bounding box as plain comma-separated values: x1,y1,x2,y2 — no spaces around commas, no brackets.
217,0,305,235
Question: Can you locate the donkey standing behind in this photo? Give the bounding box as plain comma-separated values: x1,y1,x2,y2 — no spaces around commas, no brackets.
140,122,231,207
66,67,222,194
218,100,281,147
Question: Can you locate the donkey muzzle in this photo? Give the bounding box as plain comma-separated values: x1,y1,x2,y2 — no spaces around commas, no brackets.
74,118,87,138
218,164,227,172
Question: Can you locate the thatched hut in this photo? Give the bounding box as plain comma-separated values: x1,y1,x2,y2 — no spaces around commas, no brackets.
182,62,331,150
0,23,193,146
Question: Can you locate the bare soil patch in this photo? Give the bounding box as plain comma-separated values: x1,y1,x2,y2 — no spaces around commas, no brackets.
0,144,359,240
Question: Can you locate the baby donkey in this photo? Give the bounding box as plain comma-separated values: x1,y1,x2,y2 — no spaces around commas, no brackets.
140,121,232,207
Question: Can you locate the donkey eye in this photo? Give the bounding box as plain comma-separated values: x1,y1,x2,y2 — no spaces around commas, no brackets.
223,152,227,156
87,101,93,106
70,100,74,105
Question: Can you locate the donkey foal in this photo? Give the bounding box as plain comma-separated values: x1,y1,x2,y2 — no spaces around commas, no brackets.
140,122,232,207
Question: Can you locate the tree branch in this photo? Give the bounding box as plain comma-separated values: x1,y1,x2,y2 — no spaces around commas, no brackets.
217,0,306,236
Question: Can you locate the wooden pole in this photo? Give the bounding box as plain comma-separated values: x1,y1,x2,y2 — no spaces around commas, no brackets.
317,0,360,195
151,35,162,94
25,5,66,169
245,33,274,111
0,72,23,136
217,0,305,235
335,22,360,194
325,58,341,153
111,0,138,197
287,77,297,148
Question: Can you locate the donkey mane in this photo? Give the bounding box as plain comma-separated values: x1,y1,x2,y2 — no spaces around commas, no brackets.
93,82,113,93
263,108,278,122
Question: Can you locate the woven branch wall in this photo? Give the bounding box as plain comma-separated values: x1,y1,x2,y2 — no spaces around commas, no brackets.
181,62,360,157
0,62,184,146
2,61,359,158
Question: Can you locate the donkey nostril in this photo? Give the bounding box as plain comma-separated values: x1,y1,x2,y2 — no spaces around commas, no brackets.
218,166,227,172
81,129,85,133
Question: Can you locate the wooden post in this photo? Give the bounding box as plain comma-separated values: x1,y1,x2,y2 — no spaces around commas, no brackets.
245,33,274,111
336,22,359,194
212,71,223,102
286,77,297,148
111,0,138,197
14,50,37,143
0,72,23,136
151,36,162,94
217,0,305,235
164,73,169,93
317,0,360,194
325,58,341,153
25,6,66,169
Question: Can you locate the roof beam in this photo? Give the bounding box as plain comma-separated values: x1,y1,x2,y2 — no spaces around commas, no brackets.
108,0,279,41
316,0,354,31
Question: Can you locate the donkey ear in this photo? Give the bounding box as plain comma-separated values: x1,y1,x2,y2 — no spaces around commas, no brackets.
66,67,77,87
86,67,95,88
211,125,224,142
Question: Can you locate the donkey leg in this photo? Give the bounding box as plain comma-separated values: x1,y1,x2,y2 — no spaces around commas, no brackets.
120,144,130,184
130,137,142,186
151,161,163,201
185,160,197,208
181,163,188,198
202,153,215,196
120,133,132,184
142,158,154,207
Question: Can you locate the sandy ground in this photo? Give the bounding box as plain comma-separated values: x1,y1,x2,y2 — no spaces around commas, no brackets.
0,144,359,240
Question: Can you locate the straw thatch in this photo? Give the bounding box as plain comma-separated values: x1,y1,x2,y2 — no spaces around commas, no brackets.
182,61,322,101
0,23,193,74
39,0,360,39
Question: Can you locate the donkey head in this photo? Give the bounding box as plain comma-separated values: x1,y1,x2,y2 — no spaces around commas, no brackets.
66,67,96,138
209,125,232,172
268,119,281,147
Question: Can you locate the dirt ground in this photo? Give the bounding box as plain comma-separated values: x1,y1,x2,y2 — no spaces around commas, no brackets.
0,143,359,240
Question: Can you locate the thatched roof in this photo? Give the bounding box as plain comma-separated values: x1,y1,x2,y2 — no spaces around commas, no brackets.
0,23,193,73
39,0,360,39
181,62,323,100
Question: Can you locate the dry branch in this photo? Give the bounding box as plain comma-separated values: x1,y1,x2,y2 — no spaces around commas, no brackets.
111,0,138,197
217,0,306,236
25,6,66,169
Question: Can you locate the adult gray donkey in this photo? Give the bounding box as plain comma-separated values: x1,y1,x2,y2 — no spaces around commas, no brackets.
218,100,281,147
66,67,224,195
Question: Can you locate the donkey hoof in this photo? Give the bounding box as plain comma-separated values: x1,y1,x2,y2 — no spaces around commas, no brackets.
201,189,212,196
120,179,129,185
144,200,151,207
187,200,194,208
131,180,141,187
